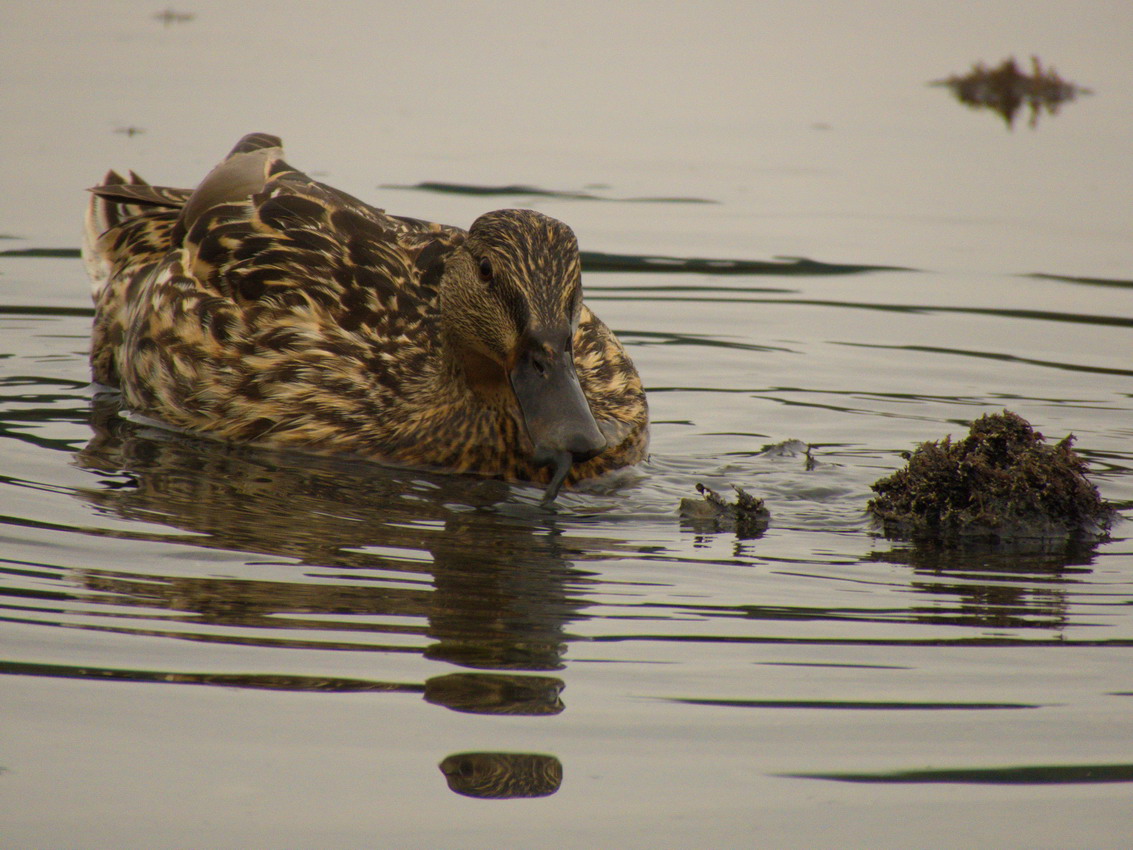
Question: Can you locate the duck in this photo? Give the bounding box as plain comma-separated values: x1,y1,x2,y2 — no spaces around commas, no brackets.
82,133,648,503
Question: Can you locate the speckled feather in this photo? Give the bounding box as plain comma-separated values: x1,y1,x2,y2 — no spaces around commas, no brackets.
83,134,648,489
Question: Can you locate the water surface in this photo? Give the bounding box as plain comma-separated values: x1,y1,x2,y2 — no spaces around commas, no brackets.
2,2,1132,847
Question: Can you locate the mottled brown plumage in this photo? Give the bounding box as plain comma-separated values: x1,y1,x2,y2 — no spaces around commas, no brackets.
82,133,648,500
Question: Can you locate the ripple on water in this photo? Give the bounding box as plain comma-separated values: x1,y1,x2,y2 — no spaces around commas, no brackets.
2,235,1132,846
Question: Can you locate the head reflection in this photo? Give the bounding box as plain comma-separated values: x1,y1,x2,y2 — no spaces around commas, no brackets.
439,752,563,799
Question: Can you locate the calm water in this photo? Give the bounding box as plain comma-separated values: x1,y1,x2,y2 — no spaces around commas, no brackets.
2,2,1132,847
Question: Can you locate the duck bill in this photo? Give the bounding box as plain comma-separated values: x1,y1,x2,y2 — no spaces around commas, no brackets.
509,340,607,505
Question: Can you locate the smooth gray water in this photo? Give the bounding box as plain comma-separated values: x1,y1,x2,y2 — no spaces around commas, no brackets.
2,2,1132,847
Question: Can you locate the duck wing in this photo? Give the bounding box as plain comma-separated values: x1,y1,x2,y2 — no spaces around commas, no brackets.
177,160,462,328
92,135,466,452
573,305,649,457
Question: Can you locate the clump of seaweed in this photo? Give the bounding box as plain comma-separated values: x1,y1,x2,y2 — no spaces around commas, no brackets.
869,411,1115,544
679,483,770,539
931,56,1091,129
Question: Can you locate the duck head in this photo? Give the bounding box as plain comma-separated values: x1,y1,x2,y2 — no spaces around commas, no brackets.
440,209,607,503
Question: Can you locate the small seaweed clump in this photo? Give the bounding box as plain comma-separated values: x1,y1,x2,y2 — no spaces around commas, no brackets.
679,483,770,539
931,56,1091,129
868,411,1115,543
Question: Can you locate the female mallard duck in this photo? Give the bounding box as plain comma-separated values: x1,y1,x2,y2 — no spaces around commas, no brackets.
83,133,648,503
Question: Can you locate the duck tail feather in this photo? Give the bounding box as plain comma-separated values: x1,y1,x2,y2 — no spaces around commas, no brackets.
83,170,129,294
88,181,193,210
83,169,187,299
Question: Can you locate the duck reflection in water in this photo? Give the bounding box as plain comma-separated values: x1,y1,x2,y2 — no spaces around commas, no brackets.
70,395,610,794
73,395,601,687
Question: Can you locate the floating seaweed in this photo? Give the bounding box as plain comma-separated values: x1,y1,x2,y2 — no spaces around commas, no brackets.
679,483,770,539
868,411,1115,544
931,56,1091,129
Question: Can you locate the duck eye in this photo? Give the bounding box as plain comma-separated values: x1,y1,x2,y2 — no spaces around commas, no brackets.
478,257,493,282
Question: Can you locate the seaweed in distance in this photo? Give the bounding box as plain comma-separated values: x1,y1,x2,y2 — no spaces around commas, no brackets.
932,56,1091,129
